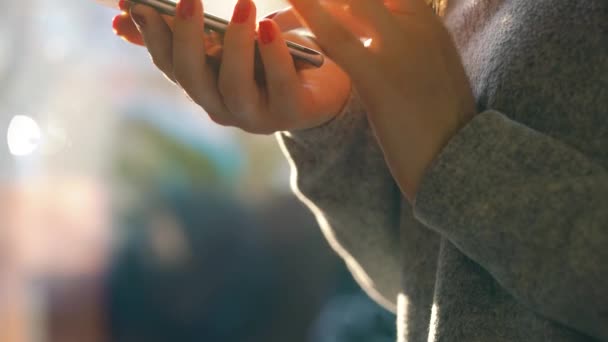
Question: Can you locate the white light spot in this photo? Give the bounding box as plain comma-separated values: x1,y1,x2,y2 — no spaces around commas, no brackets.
363,38,373,48
7,115,42,156
397,293,409,342
427,302,439,342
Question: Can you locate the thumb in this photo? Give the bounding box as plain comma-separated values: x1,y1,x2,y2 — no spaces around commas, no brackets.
263,6,366,34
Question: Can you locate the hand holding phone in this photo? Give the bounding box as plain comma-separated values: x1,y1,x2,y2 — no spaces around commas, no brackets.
105,0,352,135
100,0,324,68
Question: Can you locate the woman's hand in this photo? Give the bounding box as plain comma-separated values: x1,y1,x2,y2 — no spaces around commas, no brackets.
112,0,351,134
112,3,306,46
287,0,476,200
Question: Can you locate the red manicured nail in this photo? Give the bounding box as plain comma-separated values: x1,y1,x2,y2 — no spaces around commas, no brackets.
111,14,144,45
258,20,275,45
231,0,252,24
177,0,195,19
112,14,127,34
131,12,146,27
118,0,129,11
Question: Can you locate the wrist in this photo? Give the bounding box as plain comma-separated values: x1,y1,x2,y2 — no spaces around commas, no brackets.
411,110,477,199
374,107,476,201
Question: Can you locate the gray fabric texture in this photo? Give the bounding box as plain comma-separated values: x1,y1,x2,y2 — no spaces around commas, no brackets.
277,0,607,341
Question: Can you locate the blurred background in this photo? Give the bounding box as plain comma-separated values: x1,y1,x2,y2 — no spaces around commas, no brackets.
0,0,395,341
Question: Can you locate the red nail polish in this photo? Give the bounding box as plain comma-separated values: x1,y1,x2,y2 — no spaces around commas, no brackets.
177,0,195,19
131,12,146,27
231,0,252,24
118,0,129,11
258,20,275,45
112,15,121,34
112,14,127,34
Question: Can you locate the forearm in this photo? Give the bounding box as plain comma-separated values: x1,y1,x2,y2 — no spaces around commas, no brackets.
413,110,608,339
277,90,403,310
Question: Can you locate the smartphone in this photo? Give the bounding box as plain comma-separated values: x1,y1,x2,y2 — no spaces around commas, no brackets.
100,0,324,68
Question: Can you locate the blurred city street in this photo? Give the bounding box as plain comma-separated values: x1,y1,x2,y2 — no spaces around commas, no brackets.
0,1,395,341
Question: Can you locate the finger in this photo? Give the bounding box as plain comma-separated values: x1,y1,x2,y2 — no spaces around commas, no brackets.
257,19,301,125
172,0,230,124
119,0,131,10
161,15,175,31
320,0,430,16
264,7,305,32
122,0,175,27
287,0,370,78
130,4,175,82
112,13,144,46
282,31,353,129
268,6,370,46
347,0,398,41
218,0,261,120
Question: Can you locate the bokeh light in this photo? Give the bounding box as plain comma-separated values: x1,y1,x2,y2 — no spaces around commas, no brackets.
7,115,41,157
0,1,396,341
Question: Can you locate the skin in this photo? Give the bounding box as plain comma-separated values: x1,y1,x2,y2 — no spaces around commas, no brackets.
114,1,351,134
112,0,476,201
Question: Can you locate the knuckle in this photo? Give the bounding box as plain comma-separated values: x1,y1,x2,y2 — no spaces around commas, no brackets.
208,113,232,127
240,123,276,135
238,114,266,133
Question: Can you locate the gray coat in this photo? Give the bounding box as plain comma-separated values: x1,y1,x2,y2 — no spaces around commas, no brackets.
278,0,608,340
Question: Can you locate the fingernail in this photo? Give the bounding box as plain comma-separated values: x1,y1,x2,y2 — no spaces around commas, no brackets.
258,20,275,45
177,0,195,19
231,0,252,24
112,14,128,35
118,0,129,11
